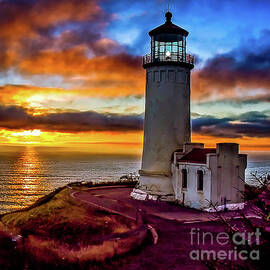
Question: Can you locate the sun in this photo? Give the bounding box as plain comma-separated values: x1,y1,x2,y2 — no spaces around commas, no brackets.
12,130,42,137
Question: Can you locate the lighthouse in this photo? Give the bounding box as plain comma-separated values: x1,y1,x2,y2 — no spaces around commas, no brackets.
131,12,247,209
131,11,195,201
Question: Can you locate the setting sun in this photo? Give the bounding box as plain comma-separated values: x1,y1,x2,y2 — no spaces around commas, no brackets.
12,130,42,137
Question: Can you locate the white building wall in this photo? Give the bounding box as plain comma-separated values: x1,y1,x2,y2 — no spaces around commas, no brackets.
208,144,247,206
172,163,212,209
215,143,247,204
207,154,219,204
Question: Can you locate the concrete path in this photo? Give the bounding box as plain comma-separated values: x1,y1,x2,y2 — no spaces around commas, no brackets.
70,189,137,221
69,185,253,224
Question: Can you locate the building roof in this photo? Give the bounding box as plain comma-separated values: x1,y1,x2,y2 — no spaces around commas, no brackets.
149,12,189,37
178,148,216,164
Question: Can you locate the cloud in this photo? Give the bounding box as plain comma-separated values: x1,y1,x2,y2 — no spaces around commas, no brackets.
0,0,104,42
0,84,73,107
19,48,142,77
192,30,270,100
194,94,270,108
192,111,270,138
1,103,269,139
0,105,143,132
0,84,145,118
0,0,145,96
0,105,30,129
0,0,113,70
18,48,144,96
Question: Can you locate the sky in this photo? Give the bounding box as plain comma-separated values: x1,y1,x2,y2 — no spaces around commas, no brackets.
0,0,270,156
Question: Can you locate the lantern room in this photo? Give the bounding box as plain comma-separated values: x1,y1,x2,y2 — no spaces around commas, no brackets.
143,11,194,68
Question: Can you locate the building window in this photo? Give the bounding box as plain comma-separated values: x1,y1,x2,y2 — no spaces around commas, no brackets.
182,169,187,189
197,170,204,191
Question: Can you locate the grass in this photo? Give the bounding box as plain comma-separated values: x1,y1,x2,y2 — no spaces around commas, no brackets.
0,180,148,268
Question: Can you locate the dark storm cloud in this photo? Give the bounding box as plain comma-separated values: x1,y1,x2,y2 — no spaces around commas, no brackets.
0,105,143,132
1,104,269,138
193,30,270,99
0,105,30,129
192,111,270,138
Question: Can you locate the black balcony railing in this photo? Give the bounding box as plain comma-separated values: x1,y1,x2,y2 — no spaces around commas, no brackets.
143,52,195,66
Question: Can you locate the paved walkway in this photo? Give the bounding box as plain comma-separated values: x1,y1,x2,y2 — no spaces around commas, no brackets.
70,185,255,224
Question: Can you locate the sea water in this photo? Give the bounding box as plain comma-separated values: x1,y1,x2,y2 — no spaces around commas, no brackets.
0,146,269,214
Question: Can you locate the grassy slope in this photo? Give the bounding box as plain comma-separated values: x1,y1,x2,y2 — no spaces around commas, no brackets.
0,181,147,268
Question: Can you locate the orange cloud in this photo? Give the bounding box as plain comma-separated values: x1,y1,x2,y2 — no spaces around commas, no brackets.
20,48,141,76
19,48,145,96
0,0,108,70
0,82,144,114
0,85,72,109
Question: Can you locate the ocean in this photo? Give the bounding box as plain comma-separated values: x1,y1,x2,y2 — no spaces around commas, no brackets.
0,146,269,214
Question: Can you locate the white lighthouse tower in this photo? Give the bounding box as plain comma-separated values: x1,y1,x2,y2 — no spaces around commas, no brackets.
131,11,195,201
131,12,247,210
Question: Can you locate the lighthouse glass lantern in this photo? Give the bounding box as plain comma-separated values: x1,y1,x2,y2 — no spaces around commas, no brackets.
143,12,194,66
151,34,186,62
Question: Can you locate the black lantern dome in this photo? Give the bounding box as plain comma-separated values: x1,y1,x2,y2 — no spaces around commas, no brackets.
149,12,189,37
143,12,194,68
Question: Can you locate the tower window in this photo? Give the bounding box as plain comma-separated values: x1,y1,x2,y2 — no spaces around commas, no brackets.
182,169,187,189
197,170,204,191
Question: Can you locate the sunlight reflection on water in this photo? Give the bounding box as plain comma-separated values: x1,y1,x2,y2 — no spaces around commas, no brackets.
0,146,141,214
0,147,51,212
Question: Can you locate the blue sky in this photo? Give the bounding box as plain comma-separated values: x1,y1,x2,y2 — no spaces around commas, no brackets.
102,0,270,60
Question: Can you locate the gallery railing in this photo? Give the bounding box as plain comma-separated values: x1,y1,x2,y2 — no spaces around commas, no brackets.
143,52,195,65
